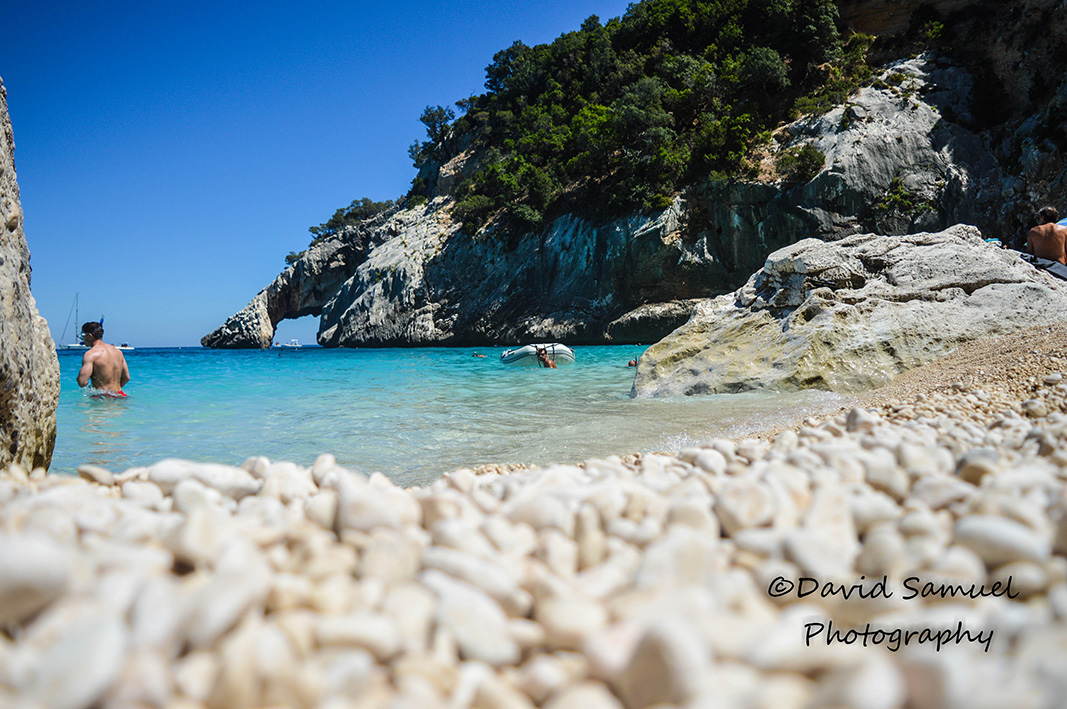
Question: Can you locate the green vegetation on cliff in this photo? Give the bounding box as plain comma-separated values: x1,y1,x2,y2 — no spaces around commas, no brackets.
289,197,396,265
310,0,874,248
434,0,867,237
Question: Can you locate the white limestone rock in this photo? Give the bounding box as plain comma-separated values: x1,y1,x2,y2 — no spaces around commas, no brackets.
0,78,61,471
634,225,1067,396
616,616,711,709
0,533,73,625
23,612,128,709
954,514,1051,566
421,569,520,667
148,458,262,500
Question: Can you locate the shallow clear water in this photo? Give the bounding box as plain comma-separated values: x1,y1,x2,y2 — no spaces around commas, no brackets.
54,346,845,486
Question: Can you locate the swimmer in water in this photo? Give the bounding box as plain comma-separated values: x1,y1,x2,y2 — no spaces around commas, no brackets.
536,346,558,369
76,321,130,398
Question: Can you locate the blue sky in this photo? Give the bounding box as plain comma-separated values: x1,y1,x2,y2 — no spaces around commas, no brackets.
3,0,633,347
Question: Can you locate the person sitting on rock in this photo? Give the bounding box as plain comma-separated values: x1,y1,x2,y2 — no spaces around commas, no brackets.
1027,206,1067,265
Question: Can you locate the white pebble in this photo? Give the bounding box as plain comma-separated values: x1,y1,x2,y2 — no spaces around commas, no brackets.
715,479,775,535
954,515,1051,567
544,681,624,709
77,464,114,486
0,533,72,625
421,570,520,666
25,613,128,709
315,612,404,661
536,595,609,651
617,616,710,709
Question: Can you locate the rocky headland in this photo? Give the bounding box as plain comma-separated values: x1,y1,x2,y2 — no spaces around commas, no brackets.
203,0,1066,350
202,53,1007,349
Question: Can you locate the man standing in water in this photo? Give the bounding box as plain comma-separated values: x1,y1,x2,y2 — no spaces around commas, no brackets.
77,321,130,397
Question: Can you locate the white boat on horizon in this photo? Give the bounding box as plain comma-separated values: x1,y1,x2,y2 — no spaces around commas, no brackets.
500,342,575,367
280,339,302,348
57,294,133,351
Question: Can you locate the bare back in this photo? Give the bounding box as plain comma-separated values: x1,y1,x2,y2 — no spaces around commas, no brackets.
78,343,131,392
1027,223,1067,265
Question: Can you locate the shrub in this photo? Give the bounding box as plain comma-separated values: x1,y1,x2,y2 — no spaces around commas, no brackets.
452,194,495,233
505,204,544,233
920,21,944,44
876,176,935,216
776,143,825,184
739,47,790,97
308,197,395,244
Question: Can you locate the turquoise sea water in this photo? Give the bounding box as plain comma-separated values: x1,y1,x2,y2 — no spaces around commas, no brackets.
54,346,845,486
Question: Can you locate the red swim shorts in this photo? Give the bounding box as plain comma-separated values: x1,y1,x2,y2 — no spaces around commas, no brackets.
90,390,127,399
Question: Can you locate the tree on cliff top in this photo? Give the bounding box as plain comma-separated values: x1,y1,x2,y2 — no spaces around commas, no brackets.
409,105,457,170
308,197,395,243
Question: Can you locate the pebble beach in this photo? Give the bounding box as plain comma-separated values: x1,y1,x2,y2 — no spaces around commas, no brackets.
3,324,1067,708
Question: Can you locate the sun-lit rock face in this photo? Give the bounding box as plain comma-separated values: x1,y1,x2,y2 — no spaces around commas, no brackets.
0,77,60,471
632,225,1067,397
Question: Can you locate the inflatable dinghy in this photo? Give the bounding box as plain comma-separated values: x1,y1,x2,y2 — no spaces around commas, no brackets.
500,343,576,366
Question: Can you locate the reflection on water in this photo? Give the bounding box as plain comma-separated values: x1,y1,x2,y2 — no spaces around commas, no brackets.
75,392,130,467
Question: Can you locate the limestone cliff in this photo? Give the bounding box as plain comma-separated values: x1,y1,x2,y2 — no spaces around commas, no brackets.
0,78,61,470
320,55,1004,348
206,52,1006,348
204,0,1067,349
841,0,1067,236
632,225,1067,396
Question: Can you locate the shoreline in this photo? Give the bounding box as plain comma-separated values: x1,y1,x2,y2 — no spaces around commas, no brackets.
731,320,1067,444
2,323,1066,707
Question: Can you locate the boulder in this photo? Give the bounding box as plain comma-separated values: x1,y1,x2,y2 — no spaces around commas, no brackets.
632,225,1067,396
0,77,60,470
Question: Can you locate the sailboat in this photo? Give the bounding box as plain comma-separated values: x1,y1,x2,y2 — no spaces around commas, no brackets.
57,296,129,350
57,294,88,350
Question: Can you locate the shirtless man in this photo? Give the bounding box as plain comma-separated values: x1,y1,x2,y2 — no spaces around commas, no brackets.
536,347,558,369
77,321,131,397
1027,206,1067,265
